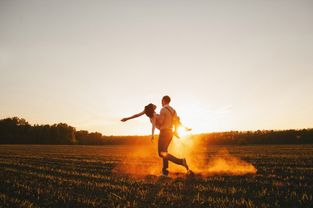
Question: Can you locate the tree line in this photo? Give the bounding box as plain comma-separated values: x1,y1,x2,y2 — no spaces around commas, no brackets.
0,117,149,145
0,117,312,145
195,129,313,145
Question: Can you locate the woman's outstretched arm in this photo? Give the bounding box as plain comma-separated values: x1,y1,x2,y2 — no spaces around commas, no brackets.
121,111,145,122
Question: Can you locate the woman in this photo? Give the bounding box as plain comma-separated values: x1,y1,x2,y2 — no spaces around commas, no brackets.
121,103,159,141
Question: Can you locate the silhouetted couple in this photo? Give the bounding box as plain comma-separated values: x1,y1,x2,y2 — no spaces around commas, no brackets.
121,95,191,176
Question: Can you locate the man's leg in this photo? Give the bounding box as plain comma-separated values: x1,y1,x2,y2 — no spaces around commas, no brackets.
161,130,188,169
158,130,184,169
158,130,171,175
164,153,184,165
162,154,168,174
164,153,189,172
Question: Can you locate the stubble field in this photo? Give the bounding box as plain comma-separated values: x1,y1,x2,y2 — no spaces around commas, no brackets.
0,144,312,208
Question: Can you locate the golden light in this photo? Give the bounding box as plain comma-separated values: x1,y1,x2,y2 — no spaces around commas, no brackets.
176,125,190,138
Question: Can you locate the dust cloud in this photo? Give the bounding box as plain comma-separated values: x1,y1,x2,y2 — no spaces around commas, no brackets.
113,135,257,177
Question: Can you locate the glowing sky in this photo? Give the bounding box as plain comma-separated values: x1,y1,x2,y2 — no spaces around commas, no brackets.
1,0,313,135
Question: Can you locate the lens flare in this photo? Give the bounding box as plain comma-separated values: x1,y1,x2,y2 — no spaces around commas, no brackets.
177,126,188,138
175,125,192,139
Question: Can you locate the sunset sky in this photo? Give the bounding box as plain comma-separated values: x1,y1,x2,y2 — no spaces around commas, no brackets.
1,0,313,135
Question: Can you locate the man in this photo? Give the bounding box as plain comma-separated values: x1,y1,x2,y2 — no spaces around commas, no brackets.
157,95,190,176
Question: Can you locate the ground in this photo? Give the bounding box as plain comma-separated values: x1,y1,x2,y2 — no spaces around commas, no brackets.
0,144,312,207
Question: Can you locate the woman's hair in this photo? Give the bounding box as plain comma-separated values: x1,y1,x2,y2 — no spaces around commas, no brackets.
144,103,155,118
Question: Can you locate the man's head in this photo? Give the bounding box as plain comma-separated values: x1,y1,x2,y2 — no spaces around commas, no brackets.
162,95,171,107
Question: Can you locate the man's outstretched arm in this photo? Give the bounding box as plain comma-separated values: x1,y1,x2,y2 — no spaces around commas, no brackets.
121,111,145,122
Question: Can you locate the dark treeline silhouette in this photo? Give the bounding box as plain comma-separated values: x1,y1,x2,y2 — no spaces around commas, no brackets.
0,117,76,144
0,117,312,145
0,117,150,145
195,129,313,145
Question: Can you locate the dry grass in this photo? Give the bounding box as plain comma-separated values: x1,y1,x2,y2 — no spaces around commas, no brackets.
0,144,312,207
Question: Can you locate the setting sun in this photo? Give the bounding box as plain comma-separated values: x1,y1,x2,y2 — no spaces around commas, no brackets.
176,125,191,138
1,1,313,207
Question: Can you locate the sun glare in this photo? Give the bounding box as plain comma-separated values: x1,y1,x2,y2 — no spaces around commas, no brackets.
176,125,189,138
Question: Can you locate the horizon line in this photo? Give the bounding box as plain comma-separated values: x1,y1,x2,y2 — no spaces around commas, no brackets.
1,116,312,137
